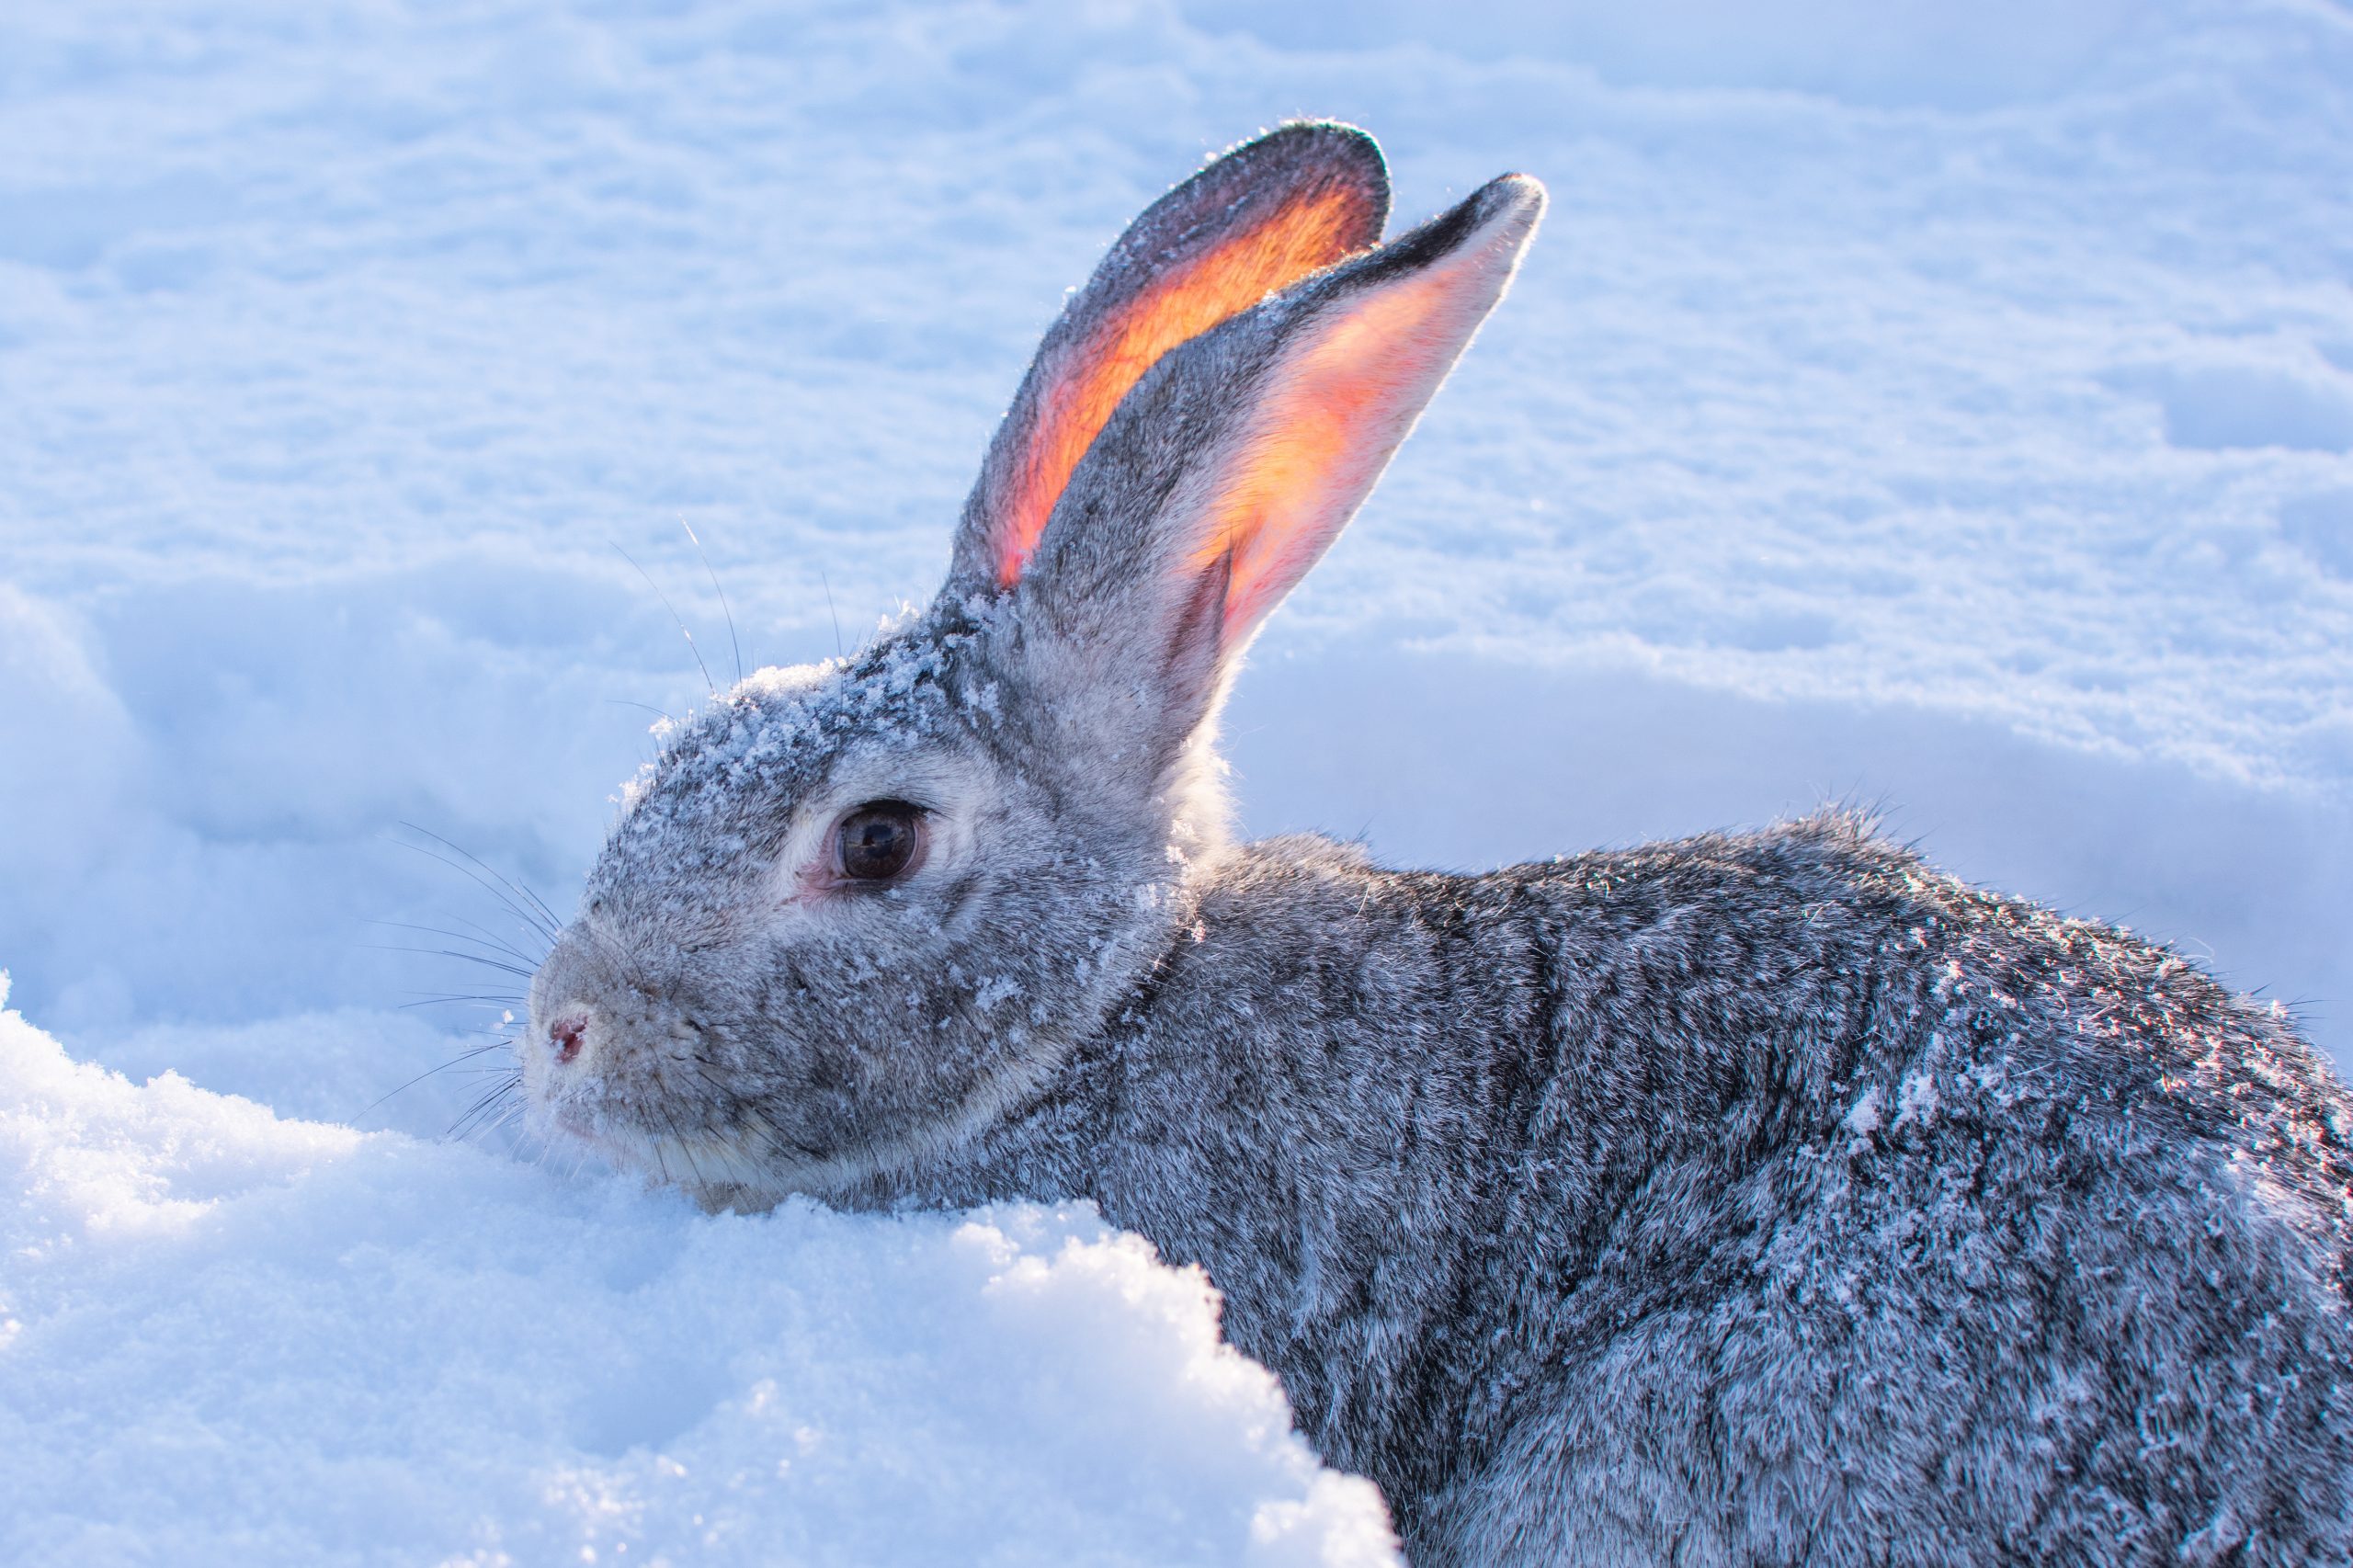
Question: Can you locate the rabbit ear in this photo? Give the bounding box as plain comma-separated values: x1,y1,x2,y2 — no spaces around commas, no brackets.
1012,173,1544,760
949,123,1389,596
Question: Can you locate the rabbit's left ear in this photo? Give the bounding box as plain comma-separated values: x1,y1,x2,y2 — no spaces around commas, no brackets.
949,124,1390,597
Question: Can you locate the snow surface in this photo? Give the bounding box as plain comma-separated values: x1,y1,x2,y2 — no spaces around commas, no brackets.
3,0,2350,1559
0,979,1393,1565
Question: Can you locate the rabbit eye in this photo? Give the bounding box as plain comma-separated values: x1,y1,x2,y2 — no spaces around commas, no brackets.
836,801,926,881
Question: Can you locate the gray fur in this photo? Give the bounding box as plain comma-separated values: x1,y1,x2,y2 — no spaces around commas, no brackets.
527,124,2353,1564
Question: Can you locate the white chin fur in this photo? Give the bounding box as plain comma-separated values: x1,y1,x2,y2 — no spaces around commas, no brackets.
576,1031,1081,1212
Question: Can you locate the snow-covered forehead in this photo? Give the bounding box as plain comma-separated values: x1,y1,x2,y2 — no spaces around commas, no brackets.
589,614,976,899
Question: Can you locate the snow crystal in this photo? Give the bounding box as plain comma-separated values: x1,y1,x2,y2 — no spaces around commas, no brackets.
1893,1070,1940,1131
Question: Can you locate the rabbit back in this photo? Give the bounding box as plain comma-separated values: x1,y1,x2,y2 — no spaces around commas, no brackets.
1418,812,2353,1564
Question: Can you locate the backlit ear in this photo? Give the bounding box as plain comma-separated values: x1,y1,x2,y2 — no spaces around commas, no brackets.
1177,175,1547,648
949,124,1389,595
1006,173,1544,772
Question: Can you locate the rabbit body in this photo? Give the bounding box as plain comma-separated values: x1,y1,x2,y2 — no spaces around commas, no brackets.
850,815,2353,1565
525,124,2353,1562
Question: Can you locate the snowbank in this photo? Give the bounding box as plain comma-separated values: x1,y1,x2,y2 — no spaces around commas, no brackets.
0,977,1398,1565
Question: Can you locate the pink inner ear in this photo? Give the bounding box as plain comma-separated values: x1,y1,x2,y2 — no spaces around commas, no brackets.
991,185,1381,589
1190,266,1469,641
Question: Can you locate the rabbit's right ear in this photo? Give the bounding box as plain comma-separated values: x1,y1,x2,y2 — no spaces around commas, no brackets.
948,124,1390,597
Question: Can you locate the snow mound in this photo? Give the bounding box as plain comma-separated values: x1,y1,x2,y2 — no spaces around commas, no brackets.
0,977,1398,1566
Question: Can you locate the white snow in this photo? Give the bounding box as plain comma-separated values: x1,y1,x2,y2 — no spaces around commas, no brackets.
0,977,1393,1566
3,0,2349,1558
1893,1069,1939,1131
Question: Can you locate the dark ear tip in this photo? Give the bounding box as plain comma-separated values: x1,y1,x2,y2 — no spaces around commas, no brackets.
1468,173,1548,236
1330,170,1545,289
1210,119,1390,218
1475,172,1547,210
1245,119,1385,176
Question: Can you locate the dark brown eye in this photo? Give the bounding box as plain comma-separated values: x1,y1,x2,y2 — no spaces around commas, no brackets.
836,800,925,881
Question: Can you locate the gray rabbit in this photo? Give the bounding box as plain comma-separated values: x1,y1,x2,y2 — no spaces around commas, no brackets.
523,123,2353,1564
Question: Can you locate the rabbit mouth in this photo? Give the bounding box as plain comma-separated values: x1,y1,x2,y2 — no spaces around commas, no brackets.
546,1104,793,1207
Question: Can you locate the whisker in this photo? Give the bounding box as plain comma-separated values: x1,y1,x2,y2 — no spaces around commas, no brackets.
511,881,566,944
458,1081,519,1135
680,518,745,687
446,909,554,968
665,1107,711,1189
395,823,564,936
819,565,844,658
613,539,716,698
390,829,561,947
357,1041,517,1124
367,917,542,970
473,1102,528,1146
361,944,537,980
449,1071,524,1142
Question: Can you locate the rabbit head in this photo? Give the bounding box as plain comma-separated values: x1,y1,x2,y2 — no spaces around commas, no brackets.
525,124,1544,1204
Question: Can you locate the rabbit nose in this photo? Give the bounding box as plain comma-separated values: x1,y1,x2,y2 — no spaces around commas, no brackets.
548,1011,591,1066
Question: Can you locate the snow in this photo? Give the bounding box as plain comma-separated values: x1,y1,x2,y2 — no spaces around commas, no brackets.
3,0,2349,1558
1893,1069,1939,1131
0,978,1393,1566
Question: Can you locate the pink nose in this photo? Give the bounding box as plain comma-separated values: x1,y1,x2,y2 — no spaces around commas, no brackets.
549,1013,588,1065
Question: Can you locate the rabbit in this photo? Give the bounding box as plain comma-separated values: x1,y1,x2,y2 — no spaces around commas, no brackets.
521,122,2353,1566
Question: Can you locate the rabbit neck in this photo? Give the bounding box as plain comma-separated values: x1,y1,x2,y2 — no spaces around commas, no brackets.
854,832,1579,1517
